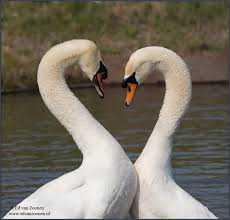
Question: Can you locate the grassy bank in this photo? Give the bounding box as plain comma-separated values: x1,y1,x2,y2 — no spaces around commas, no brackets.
2,1,229,91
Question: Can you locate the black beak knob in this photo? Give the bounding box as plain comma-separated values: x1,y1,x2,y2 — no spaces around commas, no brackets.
97,61,108,80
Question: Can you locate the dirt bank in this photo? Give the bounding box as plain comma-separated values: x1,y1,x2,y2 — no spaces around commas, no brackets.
3,1,229,92
3,51,228,94
103,51,229,84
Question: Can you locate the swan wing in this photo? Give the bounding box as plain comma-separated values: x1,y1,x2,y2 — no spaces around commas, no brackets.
3,168,85,219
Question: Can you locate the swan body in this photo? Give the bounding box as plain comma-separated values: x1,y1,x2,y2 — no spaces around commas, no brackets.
122,46,217,219
4,40,137,219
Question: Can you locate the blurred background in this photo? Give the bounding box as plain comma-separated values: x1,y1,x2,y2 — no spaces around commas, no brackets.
1,1,229,219
2,1,229,91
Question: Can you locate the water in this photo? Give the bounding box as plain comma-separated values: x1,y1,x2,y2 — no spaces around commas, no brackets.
1,85,229,218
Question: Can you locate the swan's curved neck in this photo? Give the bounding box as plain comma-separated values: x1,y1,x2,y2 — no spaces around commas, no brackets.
137,48,192,175
154,57,191,138
37,43,109,157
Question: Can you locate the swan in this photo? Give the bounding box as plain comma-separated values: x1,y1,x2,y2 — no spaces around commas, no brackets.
121,46,217,219
3,39,137,219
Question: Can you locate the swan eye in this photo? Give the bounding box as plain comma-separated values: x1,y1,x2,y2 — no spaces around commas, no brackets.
122,72,138,88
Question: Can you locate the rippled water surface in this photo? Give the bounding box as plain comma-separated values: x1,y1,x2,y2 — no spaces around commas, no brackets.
1,85,229,218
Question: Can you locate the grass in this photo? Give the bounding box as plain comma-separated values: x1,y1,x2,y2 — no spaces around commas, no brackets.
2,1,229,91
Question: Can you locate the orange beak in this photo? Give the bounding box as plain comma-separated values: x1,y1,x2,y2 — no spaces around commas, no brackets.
125,83,138,106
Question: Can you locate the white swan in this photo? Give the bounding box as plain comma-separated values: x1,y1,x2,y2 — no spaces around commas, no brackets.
4,39,137,219
122,46,217,219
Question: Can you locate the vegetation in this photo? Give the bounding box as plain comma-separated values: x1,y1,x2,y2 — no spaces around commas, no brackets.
2,1,229,91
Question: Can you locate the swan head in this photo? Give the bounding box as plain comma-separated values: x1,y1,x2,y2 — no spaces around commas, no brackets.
122,52,155,106
78,42,108,98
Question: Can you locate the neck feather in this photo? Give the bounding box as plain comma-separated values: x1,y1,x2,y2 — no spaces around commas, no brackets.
37,42,115,156
136,47,192,175
155,56,192,137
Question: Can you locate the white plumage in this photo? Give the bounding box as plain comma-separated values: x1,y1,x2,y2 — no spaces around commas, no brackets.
4,40,137,219
124,46,217,219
